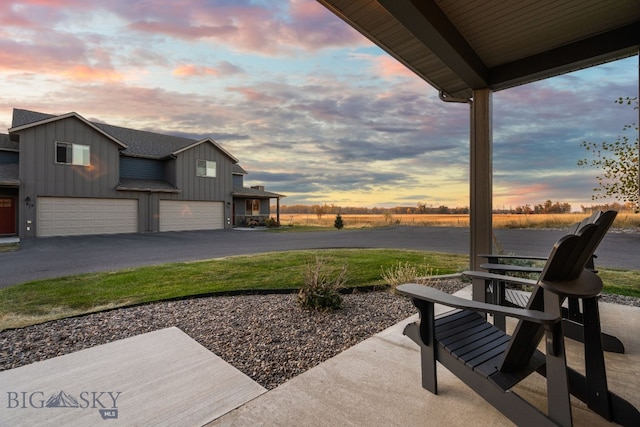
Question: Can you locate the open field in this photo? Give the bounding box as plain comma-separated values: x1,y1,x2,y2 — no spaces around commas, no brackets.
281,213,640,229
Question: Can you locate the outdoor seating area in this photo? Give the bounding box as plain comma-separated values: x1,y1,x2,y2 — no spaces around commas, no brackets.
479,211,626,354
210,285,640,426
397,211,640,426
1,283,638,426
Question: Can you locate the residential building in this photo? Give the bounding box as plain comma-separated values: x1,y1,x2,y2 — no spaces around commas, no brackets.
0,109,283,238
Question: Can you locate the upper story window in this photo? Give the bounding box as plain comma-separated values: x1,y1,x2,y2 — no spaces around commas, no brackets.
56,141,90,166
196,159,216,178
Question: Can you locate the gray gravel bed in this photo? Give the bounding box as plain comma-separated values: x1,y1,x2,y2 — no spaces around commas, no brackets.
0,280,462,390
1,279,637,390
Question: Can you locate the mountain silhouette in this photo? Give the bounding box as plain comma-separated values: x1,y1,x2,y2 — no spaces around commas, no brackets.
45,391,80,408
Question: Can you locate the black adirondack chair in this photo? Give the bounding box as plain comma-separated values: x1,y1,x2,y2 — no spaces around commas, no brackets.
479,210,624,353
398,221,640,426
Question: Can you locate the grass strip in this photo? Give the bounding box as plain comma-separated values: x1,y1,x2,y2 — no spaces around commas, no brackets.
1,248,637,331
0,249,467,330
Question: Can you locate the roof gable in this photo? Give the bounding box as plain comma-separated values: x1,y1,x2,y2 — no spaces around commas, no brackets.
9,109,128,149
233,164,248,175
172,137,239,163
7,109,239,161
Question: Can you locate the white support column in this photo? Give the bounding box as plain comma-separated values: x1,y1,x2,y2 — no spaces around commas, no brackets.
470,88,493,302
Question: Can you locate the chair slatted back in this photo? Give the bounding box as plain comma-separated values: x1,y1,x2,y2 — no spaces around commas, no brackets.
498,211,616,373
540,210,616,281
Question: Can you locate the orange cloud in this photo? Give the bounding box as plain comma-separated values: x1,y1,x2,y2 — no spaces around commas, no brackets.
373,56,416,78
62,65,123,82
172,64,220,77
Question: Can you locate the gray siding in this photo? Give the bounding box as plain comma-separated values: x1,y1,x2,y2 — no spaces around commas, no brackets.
235,200,246,215
18,116,122,198
260,201,270,215
16,116,136,237
168,142,234,203
15,117,237,237
165,160,177,187
233,174,243,187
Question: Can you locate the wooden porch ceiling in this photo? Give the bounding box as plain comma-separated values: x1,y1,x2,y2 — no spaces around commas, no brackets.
316,0,640,99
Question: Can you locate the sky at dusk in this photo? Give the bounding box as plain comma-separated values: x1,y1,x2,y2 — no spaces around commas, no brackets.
0,0,638,211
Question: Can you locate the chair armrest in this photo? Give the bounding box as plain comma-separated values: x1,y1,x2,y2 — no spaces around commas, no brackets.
480,263,543,274
479,253,548,263
462,270,538,287
396,283,560,325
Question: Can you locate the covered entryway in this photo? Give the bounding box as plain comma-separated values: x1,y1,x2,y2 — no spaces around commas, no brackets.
159,200,224,232
0,196,16,235
37,197,138,237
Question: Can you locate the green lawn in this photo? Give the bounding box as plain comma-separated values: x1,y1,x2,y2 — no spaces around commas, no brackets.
0,249,466,330
1,248,638,331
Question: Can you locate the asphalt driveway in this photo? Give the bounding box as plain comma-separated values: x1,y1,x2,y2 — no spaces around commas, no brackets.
1,226,638,288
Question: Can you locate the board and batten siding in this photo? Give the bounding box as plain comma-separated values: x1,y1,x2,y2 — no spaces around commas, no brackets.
18,116,122,198
16,116,135,237
15,117,237,237
167,141,234,202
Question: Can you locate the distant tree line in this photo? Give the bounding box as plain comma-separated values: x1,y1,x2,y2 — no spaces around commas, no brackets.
276,203,470,218
506,200,572,215
274,201,637,217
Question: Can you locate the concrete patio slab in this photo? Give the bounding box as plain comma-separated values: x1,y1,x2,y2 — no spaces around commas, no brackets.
209,291,639,427
0,327,266,427
1,288,637,426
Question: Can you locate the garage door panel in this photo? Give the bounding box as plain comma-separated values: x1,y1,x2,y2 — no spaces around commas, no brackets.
159,200,224,232
38,197,138,237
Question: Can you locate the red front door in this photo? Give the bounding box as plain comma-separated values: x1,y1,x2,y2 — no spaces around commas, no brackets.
0,197,16,235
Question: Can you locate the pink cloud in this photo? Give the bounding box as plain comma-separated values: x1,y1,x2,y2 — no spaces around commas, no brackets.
226,86,279,104
3,1,369,59
372,56,417,78
495,183,554,207
128,20,237,40
0,38,84,71
123,1,366,54
0,7,33,27
172,61,243,78
62,65,123,82
0,0,96,28
0,36,124,83
172,64,220,77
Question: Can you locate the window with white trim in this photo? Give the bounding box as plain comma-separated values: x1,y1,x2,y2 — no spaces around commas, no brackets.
56,141,90,166
196,159,216,177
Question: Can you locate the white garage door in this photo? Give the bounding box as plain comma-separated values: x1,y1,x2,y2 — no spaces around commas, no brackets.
159,200,224,232
38,197,138,237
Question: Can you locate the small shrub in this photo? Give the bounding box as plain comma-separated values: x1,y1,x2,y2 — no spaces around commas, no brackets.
297,255,347,311
265,217,279,228
381,260,435,293
334,213,344,230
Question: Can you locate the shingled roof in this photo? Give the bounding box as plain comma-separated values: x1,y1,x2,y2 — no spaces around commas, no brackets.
9,108,238,162
0,133,18,151
0,164,19,186
232,185,284,199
